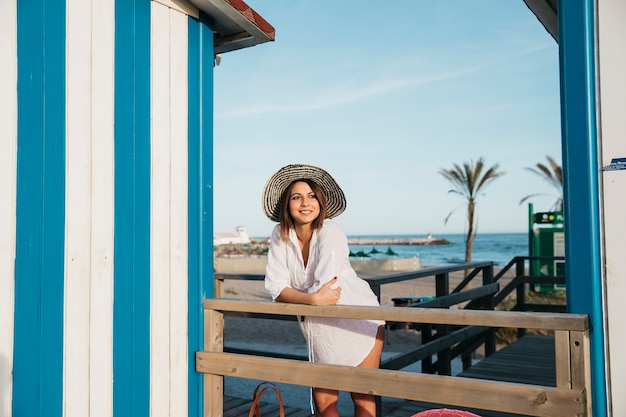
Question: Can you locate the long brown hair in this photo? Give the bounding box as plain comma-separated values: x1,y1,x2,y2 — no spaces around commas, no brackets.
279,179,328,242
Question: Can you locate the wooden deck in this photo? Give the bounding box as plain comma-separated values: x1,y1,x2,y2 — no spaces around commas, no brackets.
459,334,555,386
222,334,556,417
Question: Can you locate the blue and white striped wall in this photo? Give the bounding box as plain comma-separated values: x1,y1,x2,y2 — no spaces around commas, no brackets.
1,0,214,416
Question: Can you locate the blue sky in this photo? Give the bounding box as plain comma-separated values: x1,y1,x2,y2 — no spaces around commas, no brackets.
213,1,562,238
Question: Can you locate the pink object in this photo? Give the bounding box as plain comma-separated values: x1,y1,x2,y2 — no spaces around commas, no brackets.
411,409,482,417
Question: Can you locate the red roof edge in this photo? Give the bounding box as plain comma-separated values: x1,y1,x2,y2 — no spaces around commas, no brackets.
223,0,275,41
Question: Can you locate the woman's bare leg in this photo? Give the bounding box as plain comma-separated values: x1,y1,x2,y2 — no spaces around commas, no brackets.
313,388,340,417
351,325,385,417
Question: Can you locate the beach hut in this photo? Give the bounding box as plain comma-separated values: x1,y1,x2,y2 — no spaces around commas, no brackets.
3,1,626,416
0,1,273,416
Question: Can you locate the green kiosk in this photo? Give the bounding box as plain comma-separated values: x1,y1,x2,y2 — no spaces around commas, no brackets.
528,204,565,292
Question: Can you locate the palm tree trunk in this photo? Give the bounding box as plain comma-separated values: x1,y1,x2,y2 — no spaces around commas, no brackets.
465,200,475,264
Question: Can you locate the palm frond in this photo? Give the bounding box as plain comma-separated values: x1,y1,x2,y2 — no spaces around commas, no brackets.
439,157,504,227
520,155,563,210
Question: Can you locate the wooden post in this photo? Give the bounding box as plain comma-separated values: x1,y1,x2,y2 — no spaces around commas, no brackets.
555,329,592,416
203,307,224,417
214,277,224,299
554,330,572,389
435,273,451,375
516,259,527,339
568,331,590,391
482,264,496,356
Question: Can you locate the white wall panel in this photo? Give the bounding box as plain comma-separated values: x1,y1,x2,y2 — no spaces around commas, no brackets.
150,3,189,417
168,8,190,415
0,2,17,417
88,0,115,413
88,0,115,414
65,1,116,417
65,0,93,414
598,0,626,415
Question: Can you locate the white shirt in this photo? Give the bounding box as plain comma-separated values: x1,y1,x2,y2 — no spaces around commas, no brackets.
265,219,384,366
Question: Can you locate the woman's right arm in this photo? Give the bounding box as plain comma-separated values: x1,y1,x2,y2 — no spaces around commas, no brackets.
276,279,341,306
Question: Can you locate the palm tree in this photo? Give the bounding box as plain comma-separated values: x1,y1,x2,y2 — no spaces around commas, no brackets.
519,155,563,211
440,158,505,264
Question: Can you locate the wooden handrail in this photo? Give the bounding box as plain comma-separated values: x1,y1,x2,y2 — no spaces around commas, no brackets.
198,298,591,417
204,298,588,331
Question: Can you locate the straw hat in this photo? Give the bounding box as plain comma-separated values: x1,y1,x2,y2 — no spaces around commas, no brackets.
262,164,347,222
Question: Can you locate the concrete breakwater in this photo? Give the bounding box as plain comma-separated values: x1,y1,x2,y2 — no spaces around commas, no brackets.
213,236,446,274
347,237,451,246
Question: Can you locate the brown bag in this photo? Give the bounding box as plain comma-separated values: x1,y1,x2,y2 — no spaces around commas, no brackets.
248,382,285,417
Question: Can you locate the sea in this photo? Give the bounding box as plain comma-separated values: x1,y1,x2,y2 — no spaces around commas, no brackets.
347,232,529,267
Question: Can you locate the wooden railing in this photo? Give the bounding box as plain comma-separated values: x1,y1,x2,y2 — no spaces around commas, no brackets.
491,256,566,312
364,262,499,375
213,260,568,377
196,299,591,417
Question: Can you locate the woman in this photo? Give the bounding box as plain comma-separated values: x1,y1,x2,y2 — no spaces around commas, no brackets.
262,163,385,417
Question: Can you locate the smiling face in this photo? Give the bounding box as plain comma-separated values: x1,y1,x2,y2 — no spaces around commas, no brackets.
288,181,321,227
278,179,329,241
